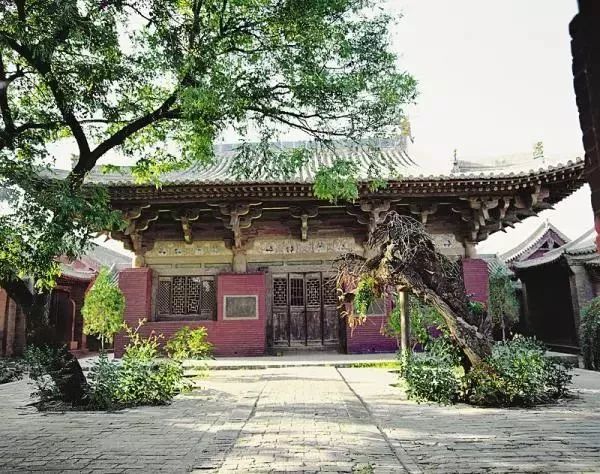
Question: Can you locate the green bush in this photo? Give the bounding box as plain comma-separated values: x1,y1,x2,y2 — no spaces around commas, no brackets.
24,345,69,404
165,326,213,360
581,297,600,371
401,338,462,405
488,268,519,340
81,267,125,351
0,359,24,384
465,337,572,407
86,321,190,409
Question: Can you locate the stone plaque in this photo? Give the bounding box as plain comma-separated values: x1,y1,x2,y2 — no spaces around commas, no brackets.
223,295,258,320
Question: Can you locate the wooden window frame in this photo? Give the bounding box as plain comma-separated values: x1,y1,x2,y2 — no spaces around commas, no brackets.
155,275,217,321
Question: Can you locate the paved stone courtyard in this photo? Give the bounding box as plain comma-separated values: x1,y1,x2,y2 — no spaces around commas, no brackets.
1,366,600,473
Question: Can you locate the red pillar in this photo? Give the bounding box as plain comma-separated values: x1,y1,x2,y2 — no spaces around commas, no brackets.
114,267,153,358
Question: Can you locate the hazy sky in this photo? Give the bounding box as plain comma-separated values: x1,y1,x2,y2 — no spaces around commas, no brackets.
385,0,591,253
100,0,591,256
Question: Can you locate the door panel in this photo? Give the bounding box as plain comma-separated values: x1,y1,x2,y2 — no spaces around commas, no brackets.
305,273,322,343
272,276,289,345
289,274,306,343
269,272,340,348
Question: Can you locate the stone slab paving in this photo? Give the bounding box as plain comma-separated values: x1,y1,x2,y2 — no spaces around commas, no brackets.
0,367,599,473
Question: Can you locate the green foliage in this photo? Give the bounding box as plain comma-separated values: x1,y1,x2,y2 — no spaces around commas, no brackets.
81,267,125,350
385,295,445,347
399,336,572,407
400,338,462,405
0,0,417,305
464,337,572,407
0,358,24,384
353,275,377,317
581,297,600,370
86,352,120,410
165,326,213,361
24,345,69,404
313,159,360,203
87,321,191,409
488,269,519,339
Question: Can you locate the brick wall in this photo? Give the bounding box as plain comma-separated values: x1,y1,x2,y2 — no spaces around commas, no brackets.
346,316,398,354
115,269,267,357
462,258,489,304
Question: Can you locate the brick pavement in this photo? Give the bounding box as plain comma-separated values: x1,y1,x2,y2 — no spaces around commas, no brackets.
0,367,599,473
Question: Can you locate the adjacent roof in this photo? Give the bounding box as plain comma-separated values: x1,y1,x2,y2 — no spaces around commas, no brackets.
500,220,570,264
513,228,598,270
50,139,585,187
58,243,131,280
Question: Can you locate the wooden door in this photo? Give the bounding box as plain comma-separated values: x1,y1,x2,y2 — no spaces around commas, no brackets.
289,274,306,344
322,276,339,344
272,275,289,346
305,273,322,345
270,272,340,349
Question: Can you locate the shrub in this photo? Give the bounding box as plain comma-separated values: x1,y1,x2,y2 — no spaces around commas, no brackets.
165,326,213,360
81,267,125,352
465,337,572,407
488,268,519,340
87,353,120,410
86,321,190,409
401,338,462,405
0,359,24,384
581,297,600,370
24,345,71,404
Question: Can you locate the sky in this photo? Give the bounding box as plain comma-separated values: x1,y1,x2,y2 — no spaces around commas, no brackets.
98,0,591,256
385,0,591,253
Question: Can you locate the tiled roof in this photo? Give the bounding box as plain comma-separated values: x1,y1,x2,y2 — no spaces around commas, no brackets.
50,140,585,186
499,220,570,264
513,228,597,270
58,243,131,280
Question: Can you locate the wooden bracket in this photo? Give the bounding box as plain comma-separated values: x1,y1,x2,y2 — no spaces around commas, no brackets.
172,208,201,244
346,199,392,238
289,206,319,241
211,202,262,249
409,203,438,224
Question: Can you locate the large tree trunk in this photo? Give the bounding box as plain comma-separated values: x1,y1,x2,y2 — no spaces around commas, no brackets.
348,213,493,367
1,277,88,404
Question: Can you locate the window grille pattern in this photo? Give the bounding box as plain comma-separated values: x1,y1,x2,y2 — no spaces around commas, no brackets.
273,277,288,306
323,277,338,306
290,277,304,306
157,276,216,320
306,277,321,306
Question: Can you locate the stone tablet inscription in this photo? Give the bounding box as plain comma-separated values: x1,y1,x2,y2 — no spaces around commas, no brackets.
223,295,258,320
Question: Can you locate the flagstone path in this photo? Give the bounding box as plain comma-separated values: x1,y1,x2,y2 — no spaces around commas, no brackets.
1,366,599,473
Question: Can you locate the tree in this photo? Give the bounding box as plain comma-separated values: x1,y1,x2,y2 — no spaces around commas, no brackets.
0,0,417,324
337,214,493,368
488,268,519,340
81,267,125,352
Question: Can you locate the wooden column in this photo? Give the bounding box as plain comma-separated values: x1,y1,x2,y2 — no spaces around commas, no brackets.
398,290,410,354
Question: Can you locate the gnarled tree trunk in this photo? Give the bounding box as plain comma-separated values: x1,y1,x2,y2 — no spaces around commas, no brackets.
340,213,493,367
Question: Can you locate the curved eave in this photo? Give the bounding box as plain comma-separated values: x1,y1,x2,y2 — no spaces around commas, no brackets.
105,160,585,203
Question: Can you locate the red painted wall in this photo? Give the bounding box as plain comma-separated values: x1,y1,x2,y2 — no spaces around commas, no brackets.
462,258,490,304
115,269,267,357
346,316,398,354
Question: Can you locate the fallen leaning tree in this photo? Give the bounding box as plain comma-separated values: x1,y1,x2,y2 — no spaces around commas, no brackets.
336,213,493,368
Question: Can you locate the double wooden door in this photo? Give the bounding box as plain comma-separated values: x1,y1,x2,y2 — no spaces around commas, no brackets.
271,272,339,348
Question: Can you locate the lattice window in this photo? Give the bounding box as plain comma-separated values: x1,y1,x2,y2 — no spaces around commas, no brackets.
323,277,338,306
306,277,321,306
273,277,288,306
157,276,216,320
290,277,304,306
